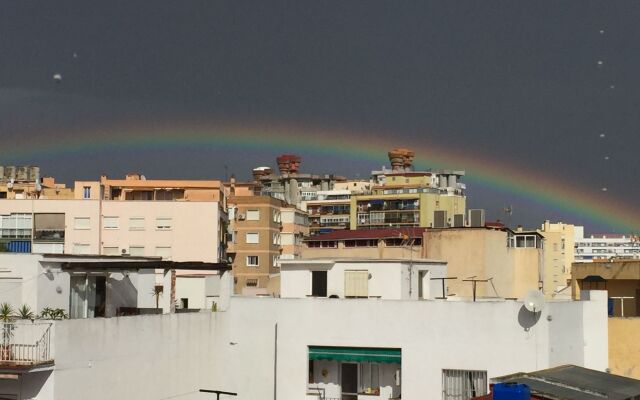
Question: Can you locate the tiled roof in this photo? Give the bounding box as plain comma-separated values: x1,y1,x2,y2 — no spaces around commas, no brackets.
305,227,426,241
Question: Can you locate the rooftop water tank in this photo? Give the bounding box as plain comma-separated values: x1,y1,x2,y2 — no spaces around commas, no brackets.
493,383,530,400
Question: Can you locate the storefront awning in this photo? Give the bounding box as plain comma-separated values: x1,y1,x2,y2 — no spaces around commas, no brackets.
309,346,401,364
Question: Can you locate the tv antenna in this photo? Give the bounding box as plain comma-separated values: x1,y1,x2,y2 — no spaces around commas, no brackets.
462,276,493,302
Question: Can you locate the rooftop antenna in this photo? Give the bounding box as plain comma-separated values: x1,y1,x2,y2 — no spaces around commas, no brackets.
503,205,513,228
462,276,492,302
523,290,546,314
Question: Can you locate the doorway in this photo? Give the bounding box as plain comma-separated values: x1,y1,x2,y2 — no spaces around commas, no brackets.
70,274,107,318
341,362,358,400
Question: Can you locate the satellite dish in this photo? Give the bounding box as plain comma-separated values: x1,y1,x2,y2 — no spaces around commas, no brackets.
524,290,545,313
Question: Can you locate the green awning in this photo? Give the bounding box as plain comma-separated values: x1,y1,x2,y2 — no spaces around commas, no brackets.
309,346,401,364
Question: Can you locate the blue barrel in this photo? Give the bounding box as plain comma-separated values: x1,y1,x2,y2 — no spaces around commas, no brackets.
608,298,615,317
493,383,530,400
7,240,31,253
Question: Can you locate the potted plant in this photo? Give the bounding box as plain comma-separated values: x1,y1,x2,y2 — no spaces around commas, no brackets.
40,307,68,320
16,305,34,321
0,303,14,360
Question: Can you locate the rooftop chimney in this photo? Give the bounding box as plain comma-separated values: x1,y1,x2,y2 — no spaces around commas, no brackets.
276,154,302,175
252,167,272,182
387,148,415,171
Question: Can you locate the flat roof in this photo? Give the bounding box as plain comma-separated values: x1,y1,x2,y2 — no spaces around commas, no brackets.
38,255,231,271
280,258,445,265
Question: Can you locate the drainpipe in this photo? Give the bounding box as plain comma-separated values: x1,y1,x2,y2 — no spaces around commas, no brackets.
170,269,176,313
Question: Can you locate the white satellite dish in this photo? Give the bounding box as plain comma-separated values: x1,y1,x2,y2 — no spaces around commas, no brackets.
524,290,545,313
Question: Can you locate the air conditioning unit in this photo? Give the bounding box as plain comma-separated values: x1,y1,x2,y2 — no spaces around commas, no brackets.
469,209,485,228
237,213,246,221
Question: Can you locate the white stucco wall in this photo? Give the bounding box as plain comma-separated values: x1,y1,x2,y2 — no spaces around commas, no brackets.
8,292,605,400
0,254,157,317
280,260,446,300
0,282,607,400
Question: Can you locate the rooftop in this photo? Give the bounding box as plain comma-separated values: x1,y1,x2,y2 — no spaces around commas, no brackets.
492,365,640,400
305,227,426,241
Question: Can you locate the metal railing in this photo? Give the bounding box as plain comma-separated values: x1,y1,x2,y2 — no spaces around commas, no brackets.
0,322,53,365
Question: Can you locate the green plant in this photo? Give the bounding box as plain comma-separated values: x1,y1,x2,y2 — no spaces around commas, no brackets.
0,303,14,350
0,303,13,322
151,286,163,309
16,305,34,320
211,302,217,312
40,307,68,320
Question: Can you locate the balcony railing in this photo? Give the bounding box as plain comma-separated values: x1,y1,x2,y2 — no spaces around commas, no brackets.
0,322,53,365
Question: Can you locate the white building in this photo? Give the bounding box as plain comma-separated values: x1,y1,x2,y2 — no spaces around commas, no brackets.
0,291,608,400
0,253,228,318
574,226,640,262
280,258,447,300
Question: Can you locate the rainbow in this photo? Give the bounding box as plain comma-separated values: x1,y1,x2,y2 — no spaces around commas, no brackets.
3,120,639,232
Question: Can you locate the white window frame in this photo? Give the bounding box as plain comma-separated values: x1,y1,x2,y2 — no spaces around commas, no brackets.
246,256,259,267
156,217,172,230
74,217,91,230
103,216,119,230
129,217,146,231
246,232,259,244
246,209,260,221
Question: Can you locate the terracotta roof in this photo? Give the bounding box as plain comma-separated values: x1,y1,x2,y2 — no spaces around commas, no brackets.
306,227,426,241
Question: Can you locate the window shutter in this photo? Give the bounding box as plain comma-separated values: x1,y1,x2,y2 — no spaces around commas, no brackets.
345,270,368,297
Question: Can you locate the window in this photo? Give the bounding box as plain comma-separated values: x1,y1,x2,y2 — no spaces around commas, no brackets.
246,278,258,287
83,186,91,199
246,256,259,267
74,217,90,230
103,216,119,230
273,233,281,245
246,209,260,221
129,246,145,256
273,210,281,223
129,217,145,231
442,369,487,400
0,213,33,238
156,217,172,230
103,246,119,256
246,233,259,244
73,243,91,255
345,270,368,298
311,271,327,297
155,246,172,259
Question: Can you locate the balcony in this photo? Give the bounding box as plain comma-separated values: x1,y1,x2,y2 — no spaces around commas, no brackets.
0,322,53,368
33,229,65,242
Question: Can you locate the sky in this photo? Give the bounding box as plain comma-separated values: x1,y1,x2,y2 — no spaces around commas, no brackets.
1,1,639,233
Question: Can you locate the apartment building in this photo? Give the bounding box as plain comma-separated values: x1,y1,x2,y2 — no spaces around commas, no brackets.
538,221,576,296
351,149,466,230
302,227,424,259
0,174,228,309
252,154,346,208
424,225,545,299
0,174,227,260
574,226,640,262
0,165,73,200
227,195,309,295
305,181,371,236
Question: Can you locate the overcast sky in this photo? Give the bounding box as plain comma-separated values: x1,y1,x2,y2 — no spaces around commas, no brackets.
1,1,639,232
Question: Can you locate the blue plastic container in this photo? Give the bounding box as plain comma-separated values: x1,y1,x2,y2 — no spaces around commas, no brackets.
493,382,530,400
